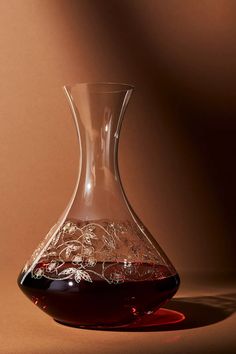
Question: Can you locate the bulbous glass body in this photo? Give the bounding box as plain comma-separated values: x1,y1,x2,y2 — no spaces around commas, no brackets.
18,82,180,328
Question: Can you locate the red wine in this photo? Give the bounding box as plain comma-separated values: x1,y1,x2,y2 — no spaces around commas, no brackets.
18,262,180,328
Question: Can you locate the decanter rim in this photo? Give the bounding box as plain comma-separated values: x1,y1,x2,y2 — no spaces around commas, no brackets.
63,82,135,94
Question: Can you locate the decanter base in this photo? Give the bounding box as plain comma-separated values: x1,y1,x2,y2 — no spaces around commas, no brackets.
54,317,135,329
54,307,185,330
18,263,180,328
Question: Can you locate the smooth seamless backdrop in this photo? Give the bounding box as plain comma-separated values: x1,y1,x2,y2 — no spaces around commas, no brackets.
0,1,235,277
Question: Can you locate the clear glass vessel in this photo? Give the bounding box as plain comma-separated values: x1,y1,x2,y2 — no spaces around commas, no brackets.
18,82,180,328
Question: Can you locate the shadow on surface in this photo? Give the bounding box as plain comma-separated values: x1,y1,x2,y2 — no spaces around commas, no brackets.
56,292,236,332
92,292,236,332
157,292,236,332
119,292,236,332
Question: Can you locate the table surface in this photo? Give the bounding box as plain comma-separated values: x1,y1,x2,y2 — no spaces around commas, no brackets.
1,270,236,354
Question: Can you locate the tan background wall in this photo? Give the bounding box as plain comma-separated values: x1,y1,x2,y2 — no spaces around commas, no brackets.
1,0,236,277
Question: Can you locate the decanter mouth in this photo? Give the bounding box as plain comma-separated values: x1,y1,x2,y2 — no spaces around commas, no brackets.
63,82,134,94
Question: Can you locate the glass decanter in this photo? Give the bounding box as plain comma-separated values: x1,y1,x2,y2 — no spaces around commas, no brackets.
18,82,180,328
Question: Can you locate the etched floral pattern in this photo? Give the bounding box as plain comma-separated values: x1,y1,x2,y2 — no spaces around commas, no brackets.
23,219,162,284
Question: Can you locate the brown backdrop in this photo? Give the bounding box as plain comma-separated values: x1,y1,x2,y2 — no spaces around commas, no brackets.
1,0,236,279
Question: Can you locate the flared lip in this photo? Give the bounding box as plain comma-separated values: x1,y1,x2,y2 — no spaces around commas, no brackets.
63,82,135,94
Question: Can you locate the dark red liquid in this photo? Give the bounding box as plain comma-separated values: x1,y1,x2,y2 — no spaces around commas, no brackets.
18,262,180,328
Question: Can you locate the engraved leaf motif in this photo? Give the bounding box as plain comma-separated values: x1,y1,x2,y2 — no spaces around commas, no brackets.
65,244,80,258
84,257,97,267
102,235,115,249
74,271,81,283
75,270,92,283
84,234,92,245
45,251,57,257
83,232,97,245
82,226,97,244
32,267,44,279
68,225,77,234
65,247,72,258
62,222,78,234
58,267,77,278
81,271,92,282
46,260,59,272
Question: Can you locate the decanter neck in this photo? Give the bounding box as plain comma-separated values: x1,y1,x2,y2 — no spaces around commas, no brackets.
64,83,133,219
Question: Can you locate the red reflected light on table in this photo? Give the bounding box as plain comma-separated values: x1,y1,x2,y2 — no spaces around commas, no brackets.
125,308,185,329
